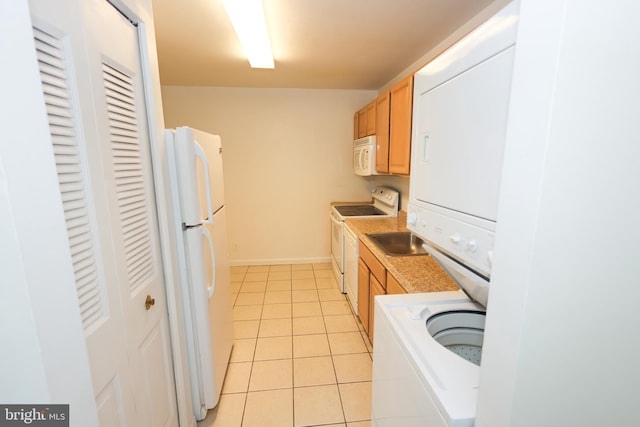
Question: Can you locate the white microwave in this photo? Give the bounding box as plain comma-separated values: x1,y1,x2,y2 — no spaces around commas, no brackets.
354,136,378,176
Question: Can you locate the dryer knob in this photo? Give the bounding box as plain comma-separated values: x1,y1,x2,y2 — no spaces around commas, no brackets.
466,240,478,252
407,212,418,225
449,233,461,245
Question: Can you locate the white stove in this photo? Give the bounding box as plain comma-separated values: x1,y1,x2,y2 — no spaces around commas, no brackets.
329,187,399,293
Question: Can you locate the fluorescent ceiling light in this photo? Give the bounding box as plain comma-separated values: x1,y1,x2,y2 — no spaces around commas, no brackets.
222,0,274,69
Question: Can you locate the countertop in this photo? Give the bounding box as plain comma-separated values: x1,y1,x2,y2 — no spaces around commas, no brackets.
344,211,459,294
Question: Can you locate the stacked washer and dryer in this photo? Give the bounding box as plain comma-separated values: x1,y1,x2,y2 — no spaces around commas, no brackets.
371,3,518,426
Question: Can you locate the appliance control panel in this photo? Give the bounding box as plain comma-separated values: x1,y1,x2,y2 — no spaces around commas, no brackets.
407,202,495,278
372,186,399,210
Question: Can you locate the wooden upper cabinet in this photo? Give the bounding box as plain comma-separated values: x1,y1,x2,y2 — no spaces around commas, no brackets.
375,92,390,173
388,74,414,175
365,101,376,136
352,74,414,175
358,108,367,138
354,100,377,139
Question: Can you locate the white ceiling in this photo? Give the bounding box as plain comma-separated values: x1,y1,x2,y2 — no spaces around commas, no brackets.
152,0,499,90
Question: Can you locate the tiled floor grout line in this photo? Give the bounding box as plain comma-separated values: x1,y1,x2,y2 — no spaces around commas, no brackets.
230,268,251,427
288,305,296,427
225,264,370,427
324,309,349,426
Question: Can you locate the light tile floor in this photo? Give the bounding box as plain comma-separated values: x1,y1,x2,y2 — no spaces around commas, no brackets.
198,263,373,427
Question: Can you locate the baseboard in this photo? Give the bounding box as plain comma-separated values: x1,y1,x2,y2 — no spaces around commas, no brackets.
229,256,332,267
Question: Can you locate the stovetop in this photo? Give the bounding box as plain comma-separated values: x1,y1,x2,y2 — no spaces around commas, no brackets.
331,186,399,219
333,205,386,217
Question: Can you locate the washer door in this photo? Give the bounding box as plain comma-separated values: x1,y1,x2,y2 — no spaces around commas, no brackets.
426,310,486,366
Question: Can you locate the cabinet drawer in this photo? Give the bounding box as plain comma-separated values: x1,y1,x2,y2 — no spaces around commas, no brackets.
359,241,386,289
386,273,407,294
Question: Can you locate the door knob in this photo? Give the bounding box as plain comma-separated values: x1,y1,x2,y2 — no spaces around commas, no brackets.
145,295,156,310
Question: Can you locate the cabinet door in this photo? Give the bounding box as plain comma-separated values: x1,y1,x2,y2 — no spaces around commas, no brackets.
365,101,376,136
389,75,414,175
353,112,359,140
357,258,370,333
358,108,367,138
368,274,386,343
375,92,390,173
386,273,407,295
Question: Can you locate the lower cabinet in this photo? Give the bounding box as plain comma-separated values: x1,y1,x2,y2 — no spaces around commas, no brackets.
357,241,407,343
386,273,407,295
368,274,385,343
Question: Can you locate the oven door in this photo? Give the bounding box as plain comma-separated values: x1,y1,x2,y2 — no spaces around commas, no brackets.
343,224,359,311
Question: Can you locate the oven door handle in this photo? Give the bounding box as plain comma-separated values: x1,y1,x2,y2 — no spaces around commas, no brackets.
330,210,342,226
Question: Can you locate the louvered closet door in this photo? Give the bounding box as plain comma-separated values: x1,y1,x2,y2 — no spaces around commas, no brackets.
31,10,139,426
84,2,178,424
29,0,178,425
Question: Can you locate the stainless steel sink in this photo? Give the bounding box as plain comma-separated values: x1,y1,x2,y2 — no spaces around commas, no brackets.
366,232,428,256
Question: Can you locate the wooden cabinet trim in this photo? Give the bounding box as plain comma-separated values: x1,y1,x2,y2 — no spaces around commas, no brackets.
359,241,386,289
357,258,370,333
375,92,390,173
368,274,385,343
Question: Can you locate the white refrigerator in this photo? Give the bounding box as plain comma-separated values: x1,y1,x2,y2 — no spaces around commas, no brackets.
165,127,234,420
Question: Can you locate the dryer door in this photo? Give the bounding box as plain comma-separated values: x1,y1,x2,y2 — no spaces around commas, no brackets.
412,46,515,222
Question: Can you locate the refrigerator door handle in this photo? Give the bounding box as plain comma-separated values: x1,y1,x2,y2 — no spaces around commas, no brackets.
194,140,214,224
202,225,217,299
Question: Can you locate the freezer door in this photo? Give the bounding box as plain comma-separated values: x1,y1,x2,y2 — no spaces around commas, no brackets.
175,127,225,225
193,129,225,214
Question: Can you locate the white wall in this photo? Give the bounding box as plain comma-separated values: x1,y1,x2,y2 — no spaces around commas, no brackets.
161,86,381,265
477,0,640,425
